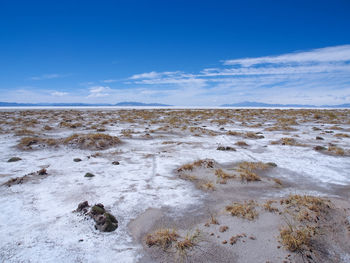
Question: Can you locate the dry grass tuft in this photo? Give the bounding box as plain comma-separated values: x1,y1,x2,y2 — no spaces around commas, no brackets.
245,132,264,139
175,229,201,255
239,170,261,182
121,129,134,137
15,129,35,136
225,200,258,220
327,146,345,156
43,125,53,131
145,229,179,250
279,225,315,252
235,161,270,182
273,178,283,185
271,137,307,147
64,133,121,150
215,169,235,180
209,213,219,225
334,133,350,138
226,130,243,136
17,136,58,150
263,200,279,213
280,195,331,220
235,141,249,147
178,174,197,181
237,161,270,171
177,159,214,172
201,181,215,191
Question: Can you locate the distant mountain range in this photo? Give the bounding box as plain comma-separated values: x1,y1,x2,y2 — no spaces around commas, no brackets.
221,101,350,108
0,101,171,107
0,101,349,108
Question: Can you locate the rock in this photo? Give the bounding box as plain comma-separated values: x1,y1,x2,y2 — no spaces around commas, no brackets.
95,203,104,209
217,146,236,151
77,201,89,212
3,176,26,187
84,172,95,178
314,146,326,151
95,212,118,232
38,168,47,175
90,204,105,215
89,204,118,232
74,158,82,162
76,202,118,232
8,157,22,162
267,162,278,167
316,136,324,140
112,161,120,165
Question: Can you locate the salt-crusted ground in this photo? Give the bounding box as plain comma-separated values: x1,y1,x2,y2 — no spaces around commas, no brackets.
0,108,349,262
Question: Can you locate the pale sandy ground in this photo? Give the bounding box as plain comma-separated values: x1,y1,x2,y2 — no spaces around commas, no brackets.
130,161,350,263
0,108,349,263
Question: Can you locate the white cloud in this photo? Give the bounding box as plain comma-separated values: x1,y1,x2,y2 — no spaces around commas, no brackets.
79,81,95,86
5,45,350,106
51,91,68,97
224,45,350,67
125,45,350,105
87,86,111,98
30,73,68,80
102,79,118,83
129,71,183,80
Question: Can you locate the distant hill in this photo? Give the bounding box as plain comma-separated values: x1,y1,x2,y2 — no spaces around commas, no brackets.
0,101,172,107
221,101,350,108
114,102,171,106
1,101,349,108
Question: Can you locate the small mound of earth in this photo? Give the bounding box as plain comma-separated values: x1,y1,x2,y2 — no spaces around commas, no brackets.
17,137,58,150
3,168,48,187
75,201,118,232
64,133,121,150
17,133,121,151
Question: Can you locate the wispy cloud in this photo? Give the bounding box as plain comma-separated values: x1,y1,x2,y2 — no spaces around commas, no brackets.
87,86,111,98
6,45,350,106
51,91,69,97
126,45,350,105
102,79,118,83
223,45,350,67
129,71,184,80
30,73,69,80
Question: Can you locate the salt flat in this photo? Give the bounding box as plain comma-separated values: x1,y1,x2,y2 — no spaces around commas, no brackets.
0,108,349,262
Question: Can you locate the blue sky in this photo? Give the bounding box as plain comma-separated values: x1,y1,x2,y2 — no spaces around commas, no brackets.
1,0,350,105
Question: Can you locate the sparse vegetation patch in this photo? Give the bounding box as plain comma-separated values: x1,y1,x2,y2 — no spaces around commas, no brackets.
64,133,121,150
225,200,258,220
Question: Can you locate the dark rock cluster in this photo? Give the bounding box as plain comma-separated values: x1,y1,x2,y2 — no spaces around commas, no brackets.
217,146,236,151
76,201,118,232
